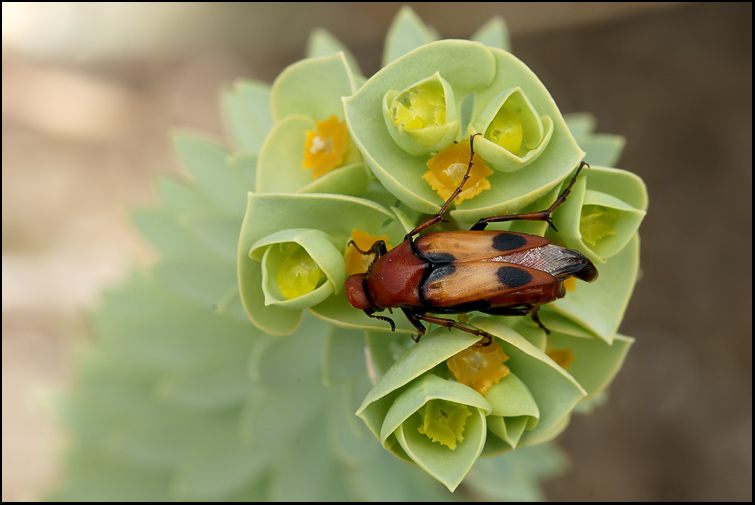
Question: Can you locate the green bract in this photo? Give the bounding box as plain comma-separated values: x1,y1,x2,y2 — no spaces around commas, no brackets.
383,72,460,155
56,6,647,501
550,166,648,264
257,53,369,197
469,86,552,172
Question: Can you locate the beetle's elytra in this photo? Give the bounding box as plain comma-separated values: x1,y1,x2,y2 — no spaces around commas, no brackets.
346,133,597,343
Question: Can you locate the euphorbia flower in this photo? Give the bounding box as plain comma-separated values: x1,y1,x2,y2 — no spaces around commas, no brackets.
302,114,350,178
422,139,493,204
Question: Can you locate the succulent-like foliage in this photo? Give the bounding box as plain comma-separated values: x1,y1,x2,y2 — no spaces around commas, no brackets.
53,6,646,499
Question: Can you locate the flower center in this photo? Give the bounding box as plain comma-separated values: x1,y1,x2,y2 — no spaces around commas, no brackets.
485,104,523,155
417,399,471,450
276,243,324,299
423,139,493,204
390,85,446,129
309,135,333,155
447,340,510,395
302,115,348,178
546,347,576,370
580,205,618,246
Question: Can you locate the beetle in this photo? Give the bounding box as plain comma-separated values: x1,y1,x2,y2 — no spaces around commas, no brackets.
345,133,597,343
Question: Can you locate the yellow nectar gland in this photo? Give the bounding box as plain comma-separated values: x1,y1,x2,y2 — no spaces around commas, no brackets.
546,347,576,370
580,204,618,247
447,340,511,395
485,104,523,156
302,115,348,178
276,243,325,299
345,229,391,275
417,399,471,450
423,139,493,204
390,85,446,129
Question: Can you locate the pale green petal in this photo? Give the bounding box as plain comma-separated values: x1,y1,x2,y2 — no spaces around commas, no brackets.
382,5,437,67
547,333,634,401
323,326,368,385
471,17,511,52
271,53,359,122
171,131,248,216
543,234,641,343
221,80,273,156
307,28,363,77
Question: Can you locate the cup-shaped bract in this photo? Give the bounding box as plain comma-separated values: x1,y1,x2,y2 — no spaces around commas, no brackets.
550,166,648,264
357,329,490,491
238,193,396,335
383,72,460,155
344,40,497,215
357,319,589,491
255,53,370,197
469,87,553,172
250,228,345,310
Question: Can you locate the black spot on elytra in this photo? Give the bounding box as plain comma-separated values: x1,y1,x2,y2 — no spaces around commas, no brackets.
424,251,456,264
427,264,456,284
497,266,532,288
492,233,527,252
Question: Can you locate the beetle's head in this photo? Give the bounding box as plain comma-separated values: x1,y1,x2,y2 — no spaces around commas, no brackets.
345,273,374,310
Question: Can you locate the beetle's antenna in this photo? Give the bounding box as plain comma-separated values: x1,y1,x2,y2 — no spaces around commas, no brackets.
404,133,482,240
347,240,371,255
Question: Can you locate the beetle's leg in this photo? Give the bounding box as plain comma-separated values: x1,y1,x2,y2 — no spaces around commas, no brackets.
404,133,482,241
412,313,492,346
366,311,396,332
470,161,589,231
482,305,552,335
401,308,427,342
530,306,551,335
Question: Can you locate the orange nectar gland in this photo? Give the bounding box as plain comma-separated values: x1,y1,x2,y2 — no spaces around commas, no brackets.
546,347,576,371
447,340,510,396
302,115,348,178
345,229,391,275
423,139,493,204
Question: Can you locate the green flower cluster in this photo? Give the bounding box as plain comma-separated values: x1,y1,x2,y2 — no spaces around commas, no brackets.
54,6,646,500
234,7,647,492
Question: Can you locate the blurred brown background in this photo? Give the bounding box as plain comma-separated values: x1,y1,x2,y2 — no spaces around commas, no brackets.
2,3,751,501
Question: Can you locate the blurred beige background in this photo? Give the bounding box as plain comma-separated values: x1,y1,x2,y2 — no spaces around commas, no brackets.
2,3,751,501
